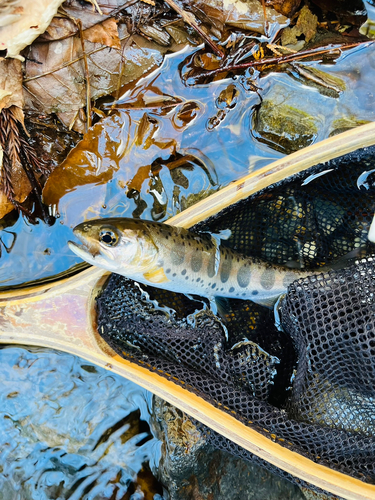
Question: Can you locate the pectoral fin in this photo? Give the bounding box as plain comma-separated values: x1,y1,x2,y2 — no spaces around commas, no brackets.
143,267,170,284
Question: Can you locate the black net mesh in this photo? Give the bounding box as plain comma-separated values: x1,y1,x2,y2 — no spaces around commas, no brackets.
96,145,375,487
282,256,375,437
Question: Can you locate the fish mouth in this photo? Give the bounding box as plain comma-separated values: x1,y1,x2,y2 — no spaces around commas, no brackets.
68,240,95,262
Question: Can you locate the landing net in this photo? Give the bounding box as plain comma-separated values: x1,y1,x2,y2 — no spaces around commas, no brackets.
96,145,375,488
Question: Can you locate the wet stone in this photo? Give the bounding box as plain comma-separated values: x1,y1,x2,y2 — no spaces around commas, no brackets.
254,99,318,154
151,397,306,500
253,83,320,155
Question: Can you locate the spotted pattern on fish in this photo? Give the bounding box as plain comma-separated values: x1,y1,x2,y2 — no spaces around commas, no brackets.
237,264,251,288
171,243,185,265
220,255,232,283
70,218,316,309
260,268,275,290
207,251,217,278
191,252,203,272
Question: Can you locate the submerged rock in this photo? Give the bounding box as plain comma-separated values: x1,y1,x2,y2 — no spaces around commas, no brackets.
252,80,325,154
253,98,318,154
151,397,305,500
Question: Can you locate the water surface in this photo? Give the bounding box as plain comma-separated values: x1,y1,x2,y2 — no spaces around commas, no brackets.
0,345,163,500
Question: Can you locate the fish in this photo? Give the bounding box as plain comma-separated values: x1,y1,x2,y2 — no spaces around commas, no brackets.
68,217,315,309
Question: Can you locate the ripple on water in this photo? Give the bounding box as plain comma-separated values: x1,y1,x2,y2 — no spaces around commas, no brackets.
0,345,163,500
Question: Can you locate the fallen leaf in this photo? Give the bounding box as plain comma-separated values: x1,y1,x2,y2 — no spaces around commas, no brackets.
83,17,121,49
281,5,318,46
0,106,41,218
0,151,32,219
57,109,87,135
134,113,159,147
39,15,77,41
40,0,142,40
185,0,288,34
0,0,23,28
0,0,66,59
0,192,15,219
164,23,191,44
23,22,184,126
0,58,23,111
265,0,301,17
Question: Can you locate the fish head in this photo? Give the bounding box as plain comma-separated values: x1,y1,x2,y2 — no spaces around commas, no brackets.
68,218,159,276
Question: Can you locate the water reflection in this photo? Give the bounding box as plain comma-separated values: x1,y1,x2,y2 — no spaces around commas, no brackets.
2,43,375,285
0,346,163,500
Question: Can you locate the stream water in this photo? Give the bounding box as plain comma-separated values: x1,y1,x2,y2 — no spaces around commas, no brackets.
0,346,163,500
2,43,375,287
1,12,375,498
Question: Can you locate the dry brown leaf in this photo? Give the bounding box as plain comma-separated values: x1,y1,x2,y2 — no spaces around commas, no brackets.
8,155,32,202
0,192,15,219
0,159,32,218
85,0,103,15
23,25,176,120
0,148,33,219
84,18,121,49
0,105,39,218
186,0,288,34
0,0,66,59
39,0,136,42
0,58,23,111
40,16,78,42
43,0,133,37
57,110,87,134
265,0,301,17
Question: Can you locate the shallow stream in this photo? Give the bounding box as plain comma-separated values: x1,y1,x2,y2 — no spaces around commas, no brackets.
1,9,375,498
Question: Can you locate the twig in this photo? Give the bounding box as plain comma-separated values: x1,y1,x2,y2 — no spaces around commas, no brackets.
114,102,180,110
261,0,268,38
98,0,139,16
113,34,133,106
162,0,224,58
90,0,103,15
194,40,373,80
77,20,91,131
291,62,342,93
55,0,139,41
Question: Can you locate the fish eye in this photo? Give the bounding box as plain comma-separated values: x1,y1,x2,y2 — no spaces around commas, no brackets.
99,229,119,247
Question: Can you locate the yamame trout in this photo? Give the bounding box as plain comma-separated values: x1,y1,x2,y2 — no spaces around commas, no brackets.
68,218,316,308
